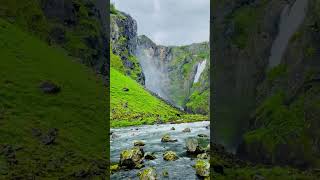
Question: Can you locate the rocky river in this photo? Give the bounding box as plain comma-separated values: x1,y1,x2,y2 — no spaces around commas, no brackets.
110,121,210,179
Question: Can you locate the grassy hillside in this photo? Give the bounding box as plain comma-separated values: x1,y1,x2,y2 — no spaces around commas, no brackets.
0,19,107,178
110,66,207,127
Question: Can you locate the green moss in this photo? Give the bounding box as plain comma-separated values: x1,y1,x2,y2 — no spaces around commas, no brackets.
305,46,316,57
186,90,209,114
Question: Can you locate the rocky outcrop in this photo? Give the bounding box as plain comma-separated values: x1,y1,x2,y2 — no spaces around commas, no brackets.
213,0,320,168
110,8,144,84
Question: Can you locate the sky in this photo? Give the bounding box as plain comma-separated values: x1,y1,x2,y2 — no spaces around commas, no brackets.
111,0,210,46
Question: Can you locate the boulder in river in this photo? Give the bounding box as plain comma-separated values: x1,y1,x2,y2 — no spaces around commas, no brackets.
197,134,208,138
110,164,120,174
171,127,175,130
163,151,179,161
186,137,199,153
195,159,210,177
197,153,209,159
119,147,144,169
134,140,145,146
182,128,191,133
138,167,157,180
144,152,156,160
161,134,178,142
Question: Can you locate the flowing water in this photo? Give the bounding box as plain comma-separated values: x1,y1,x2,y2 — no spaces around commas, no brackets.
269,0,308,67
194,60,207,83
110,121,210,180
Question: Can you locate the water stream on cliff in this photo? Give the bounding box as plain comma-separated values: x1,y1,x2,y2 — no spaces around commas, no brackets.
269,0,308,67
194,59,207,83
110,121,210,180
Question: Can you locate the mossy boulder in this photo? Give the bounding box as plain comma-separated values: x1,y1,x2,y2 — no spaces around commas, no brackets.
186,137,209,154
195,159,210,177
119,147,144,169
163,151,179,161
161,134,178,143
197,153,209,160
138,167,157,180
110,164,120,174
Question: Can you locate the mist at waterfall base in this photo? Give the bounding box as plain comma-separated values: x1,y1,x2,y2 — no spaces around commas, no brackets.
136,49,173,104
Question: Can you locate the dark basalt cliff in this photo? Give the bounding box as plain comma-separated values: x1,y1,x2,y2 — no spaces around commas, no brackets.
213,0,320,168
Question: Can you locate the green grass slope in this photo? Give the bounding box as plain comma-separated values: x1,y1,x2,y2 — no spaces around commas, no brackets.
110,67,207,127
0,19,107,178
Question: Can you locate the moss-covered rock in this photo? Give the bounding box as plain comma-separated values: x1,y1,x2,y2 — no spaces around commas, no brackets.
119,147,144,169
161,134,178,143
134,140,145,147
163,151,179,161
138,167,157,180
195,159,210,177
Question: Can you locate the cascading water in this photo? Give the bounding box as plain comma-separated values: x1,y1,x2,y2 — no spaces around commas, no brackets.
194,59,207,83
268,0,308,68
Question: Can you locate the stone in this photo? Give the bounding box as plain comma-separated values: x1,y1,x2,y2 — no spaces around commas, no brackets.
182,128,191,133
134,140,145,146
171,127,175,130
161,134,178,143
119,147,144,169
144,152,156,160
110,164,120,174
39,81,61,94
162,170,169,177
138,167,157,180
195,160,210,177
41,128,58,145
197,134,208,138
122,87,129,92
197,153,208,159
186,137,199,153
163,151,179,161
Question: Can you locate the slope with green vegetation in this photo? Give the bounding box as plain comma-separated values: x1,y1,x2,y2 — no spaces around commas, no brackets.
0,19,107,178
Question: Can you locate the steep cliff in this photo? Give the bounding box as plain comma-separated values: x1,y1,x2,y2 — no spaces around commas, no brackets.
136,35,210,114
110,5,144,84
213,0,320,168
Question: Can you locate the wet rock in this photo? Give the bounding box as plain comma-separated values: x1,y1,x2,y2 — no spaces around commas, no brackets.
195,159,210,177
41,128,58,145
134,140,145,146
163,151,179,161
111,133,120,139
144,152,156,160
39,81,61,94
138,167,157,180
182,128,191,133
119,147,144,169
197,134,208,138
122,87,129,92
110,164,120,174
171,127,175,130
162,169,169,177
186,137,199,153
197,153,208,159
161,134,177,143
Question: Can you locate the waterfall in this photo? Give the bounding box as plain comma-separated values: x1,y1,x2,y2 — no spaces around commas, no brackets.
194,60,207,83
268,0,308,68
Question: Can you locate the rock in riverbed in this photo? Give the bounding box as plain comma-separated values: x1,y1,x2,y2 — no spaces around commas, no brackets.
163,151,179,161
119,147,144,169
182,128,191,133
161,134,178,142
134,140,145,146
195,159,210,177
144,152,156,160
138,167,157,180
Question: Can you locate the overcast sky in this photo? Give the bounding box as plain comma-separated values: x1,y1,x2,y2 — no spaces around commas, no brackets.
111,0,210,46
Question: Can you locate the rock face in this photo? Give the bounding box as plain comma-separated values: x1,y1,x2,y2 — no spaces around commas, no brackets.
213,0,320,168
119,147,144,169
110,7,144,84
136,35,209,113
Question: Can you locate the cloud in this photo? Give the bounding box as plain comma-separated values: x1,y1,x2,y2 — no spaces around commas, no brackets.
113,0,209,46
